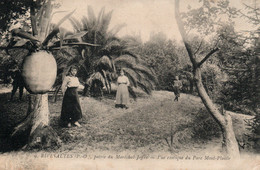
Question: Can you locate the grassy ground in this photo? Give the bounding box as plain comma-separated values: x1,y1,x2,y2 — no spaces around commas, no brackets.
1,86,259,170
0,85,224,155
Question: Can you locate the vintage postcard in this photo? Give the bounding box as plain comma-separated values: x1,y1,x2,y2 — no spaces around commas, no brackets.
0,0,259,169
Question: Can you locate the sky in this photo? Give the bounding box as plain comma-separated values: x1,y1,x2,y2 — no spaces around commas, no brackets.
53,0,258,42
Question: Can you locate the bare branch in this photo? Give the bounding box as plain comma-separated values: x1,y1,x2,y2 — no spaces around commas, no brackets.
194,40,203,55
240,2,260,25
198,48,219,67
214,37,220,48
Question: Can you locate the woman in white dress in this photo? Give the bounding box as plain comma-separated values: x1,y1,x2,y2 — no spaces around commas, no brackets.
115,69,130,109
61,66,82,127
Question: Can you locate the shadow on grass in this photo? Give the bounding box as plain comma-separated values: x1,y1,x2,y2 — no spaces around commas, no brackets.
0,92,30,152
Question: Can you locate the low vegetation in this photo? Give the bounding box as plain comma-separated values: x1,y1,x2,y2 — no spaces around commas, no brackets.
0,88,253,155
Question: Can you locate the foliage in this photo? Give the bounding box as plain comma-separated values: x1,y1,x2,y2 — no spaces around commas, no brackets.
138,32,183,90
212,23,259,115
201,62,227,101
247,114,260,152
178,0,258,117
0,49,29,85
181,0,238,36
64,6,156,95
2,1,77,50
239,0,260,26
238,0,260,150
0,0,32,32
0,0,96,94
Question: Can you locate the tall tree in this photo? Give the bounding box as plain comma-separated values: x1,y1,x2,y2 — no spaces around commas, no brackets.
2,0,92,150
175,0,239,157
140,32,181,90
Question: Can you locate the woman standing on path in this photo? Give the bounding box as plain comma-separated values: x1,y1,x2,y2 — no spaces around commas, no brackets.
61,66,82,128
115,69,130,109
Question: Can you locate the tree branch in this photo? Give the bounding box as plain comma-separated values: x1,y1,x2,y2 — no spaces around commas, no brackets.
194,40,203,55
174,0,197,67
198,48,219,67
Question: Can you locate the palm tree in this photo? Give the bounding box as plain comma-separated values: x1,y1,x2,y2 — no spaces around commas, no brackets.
0,0,98,149
67,6,156,97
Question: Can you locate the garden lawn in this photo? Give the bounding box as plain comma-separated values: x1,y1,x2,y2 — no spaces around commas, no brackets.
0,88,250,156
47,91,221,155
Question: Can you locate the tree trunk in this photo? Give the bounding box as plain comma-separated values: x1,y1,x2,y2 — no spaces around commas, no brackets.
221,111,240,158
194,68,239,158
10,0,61,150
12,94,61,150
174,0,239,158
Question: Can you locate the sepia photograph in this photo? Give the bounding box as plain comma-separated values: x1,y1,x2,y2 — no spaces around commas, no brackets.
0,0,259,169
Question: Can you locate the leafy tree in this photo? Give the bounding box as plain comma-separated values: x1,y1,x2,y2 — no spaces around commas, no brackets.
175,0,240,157
140,32,181,90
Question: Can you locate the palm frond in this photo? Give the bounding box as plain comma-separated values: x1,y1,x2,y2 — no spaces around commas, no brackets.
38,0,53,40
11,29,39,42
96,55,113,71
55,49,73,68
114,55,136,65
134,65,157,83
81,16,90,30
58,27,66,47
63,31,88,42
100,10,113,34
123,67,141,81
137,74,155,90
42,9,76,46
87,6,97,26
101,69,110,92
108,23,127,37
96,7,106,31
42,27,59,46
13,39,30,47
123,68,138,87
102,39,121,51
111,59,116,73
137,81,152,94
114,58,135,70
36,3,44,26
118,52,140,61
49,42,100,49
86,71,106,86
69,17,82,32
